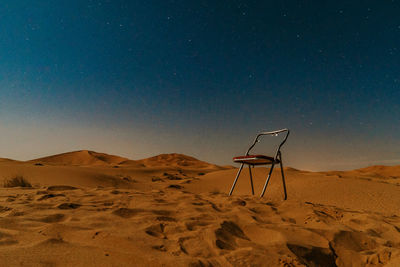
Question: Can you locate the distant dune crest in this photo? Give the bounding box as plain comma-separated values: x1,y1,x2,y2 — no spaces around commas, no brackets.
27,150,227,170
0,158,17,163
357,165,400,173
136,153,223,170
29,150,129,166
354,165,400,179
321,164,400,180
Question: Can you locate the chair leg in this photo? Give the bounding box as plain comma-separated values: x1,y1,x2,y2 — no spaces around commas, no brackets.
260,163,275,197
229,163,244,196
279,154,287,200
248,165,254,195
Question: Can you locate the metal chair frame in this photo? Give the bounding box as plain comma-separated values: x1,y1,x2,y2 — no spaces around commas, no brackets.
229,128,290,199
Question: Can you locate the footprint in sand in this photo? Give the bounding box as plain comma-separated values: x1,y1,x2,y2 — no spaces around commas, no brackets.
37,214,66,223
331,230,377,252
167,184,183,189
0,232,18,246
112,208,144,218
151,209,172,216
231,199,246,206
37,194,65,201
151,177,164,182
178,236,215,258
215,221,249,250
38,238,67,246
47,186,78,191
156,216,176,222
188,259,214,267
145,223,166,239
329,230,381,265
153,198,167,203
152,244,167,252
185,220,211,231
8,210,24,217
57,203,81,209
287,244,336,267
0,206,12,212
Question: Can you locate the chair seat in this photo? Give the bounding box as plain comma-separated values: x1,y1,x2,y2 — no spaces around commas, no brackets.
233,155,279,165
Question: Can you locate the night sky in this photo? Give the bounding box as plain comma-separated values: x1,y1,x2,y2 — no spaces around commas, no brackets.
1,1,399,170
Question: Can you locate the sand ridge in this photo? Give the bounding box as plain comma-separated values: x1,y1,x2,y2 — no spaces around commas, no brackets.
29,150,130,166
27,151,228,171
135,153,229,171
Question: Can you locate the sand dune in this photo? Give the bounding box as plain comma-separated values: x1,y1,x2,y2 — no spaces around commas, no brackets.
136,153,228,171
320,165,400,186
0,152,230,191
0,158,19,163
28,151,227,170
355,165,400,179
29,150,130,166
0,152,400,266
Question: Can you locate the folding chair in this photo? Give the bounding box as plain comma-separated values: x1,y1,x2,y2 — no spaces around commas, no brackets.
229,129,290,199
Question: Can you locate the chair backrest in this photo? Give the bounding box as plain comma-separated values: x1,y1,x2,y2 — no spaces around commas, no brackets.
245,129,290,159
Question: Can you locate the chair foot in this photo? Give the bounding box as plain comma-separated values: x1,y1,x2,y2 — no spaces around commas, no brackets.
260,163,275,197
248,165,254,195
229,163,244,196
279,154,287,200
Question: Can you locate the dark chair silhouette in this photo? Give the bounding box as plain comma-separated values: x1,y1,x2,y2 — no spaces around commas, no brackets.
229,129,290,199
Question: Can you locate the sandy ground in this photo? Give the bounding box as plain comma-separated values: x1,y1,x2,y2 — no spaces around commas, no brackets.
0,151,400,266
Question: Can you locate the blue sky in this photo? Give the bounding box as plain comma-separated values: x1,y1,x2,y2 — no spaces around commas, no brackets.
1,1,400,170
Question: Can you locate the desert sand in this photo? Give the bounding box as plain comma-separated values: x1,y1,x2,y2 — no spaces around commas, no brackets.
0,150,399,266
